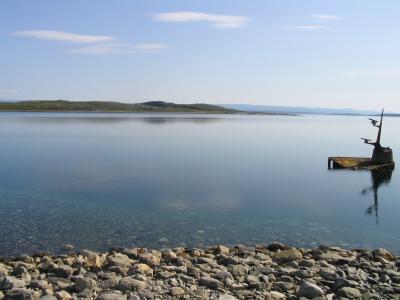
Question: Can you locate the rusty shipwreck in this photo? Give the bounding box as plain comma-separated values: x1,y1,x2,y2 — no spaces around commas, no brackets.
328,109,394,170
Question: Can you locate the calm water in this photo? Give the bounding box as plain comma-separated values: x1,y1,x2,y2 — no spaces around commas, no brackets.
0,112,399,257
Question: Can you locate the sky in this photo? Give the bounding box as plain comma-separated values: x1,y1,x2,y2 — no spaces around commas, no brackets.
1,0,400,110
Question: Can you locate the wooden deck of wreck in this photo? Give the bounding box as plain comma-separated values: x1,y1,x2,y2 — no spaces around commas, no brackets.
328,157,395,170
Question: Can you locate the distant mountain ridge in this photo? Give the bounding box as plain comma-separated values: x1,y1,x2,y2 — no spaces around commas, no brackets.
0,100,240,114
222,104,382,115
1,100,397,116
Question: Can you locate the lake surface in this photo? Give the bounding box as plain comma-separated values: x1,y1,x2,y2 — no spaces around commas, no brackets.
0,112,399,257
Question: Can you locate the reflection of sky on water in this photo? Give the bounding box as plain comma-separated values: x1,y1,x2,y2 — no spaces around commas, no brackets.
0,112,399,256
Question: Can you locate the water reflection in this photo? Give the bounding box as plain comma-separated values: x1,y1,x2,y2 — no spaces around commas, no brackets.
1,113,400,256
362,169,394,223
11,114,222,125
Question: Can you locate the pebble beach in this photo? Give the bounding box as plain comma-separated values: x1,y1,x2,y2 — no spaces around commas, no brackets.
1,243,399,300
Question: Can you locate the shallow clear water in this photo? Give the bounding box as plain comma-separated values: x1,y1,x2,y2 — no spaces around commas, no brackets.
0,112,399,256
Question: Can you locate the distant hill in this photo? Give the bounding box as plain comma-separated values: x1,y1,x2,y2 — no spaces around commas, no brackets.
222,104,380,115
0,100,240,114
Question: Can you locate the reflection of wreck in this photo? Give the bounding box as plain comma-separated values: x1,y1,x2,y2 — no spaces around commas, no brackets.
328,109,395,170
362,169,393,223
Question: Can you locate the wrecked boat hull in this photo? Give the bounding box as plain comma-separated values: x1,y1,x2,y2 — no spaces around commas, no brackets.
328,156,395,170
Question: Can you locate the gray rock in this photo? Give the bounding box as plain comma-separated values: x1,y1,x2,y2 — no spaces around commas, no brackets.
266,291,286,300
0,276,26,290
30,280,51,290
81,250,102,269
362,292,380,300
74,277,96,298
215,245,230,255
5,288,36,300
193,288,209,298
268,242,290,252
0,264,8,277
335,277,359,289
118,277,146,292
138,291,154,300
245,275,259,284
218,295,237,300
229,264,249,277
47,277,71,290
293,269,316,278
98,276,120,290
337,287,362,299
107,254,131,268
317,252,354,264
56,265,73,278
139,253,160,266
198,277,222,289
106,265,127,275
170,287,185,296
61,244,74,250
156,271,175,279
372,248,395,261
40,296,57,300
13,266,28,276
297,281,325,298
38,261,58,273
97,292,127,300
121,248,139,258
214,271,234,285
273,248,302,263
54,291,72,300
276,281,295,291
320,267,338,281
298,259,316,267
132,263,153,277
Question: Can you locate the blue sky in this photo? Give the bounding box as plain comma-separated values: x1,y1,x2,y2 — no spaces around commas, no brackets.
1,0,400,110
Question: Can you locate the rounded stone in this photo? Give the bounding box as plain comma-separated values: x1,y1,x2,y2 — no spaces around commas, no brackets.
297,281,325,298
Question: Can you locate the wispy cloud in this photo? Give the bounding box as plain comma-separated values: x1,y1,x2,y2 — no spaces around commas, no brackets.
286,25,327,30
311,14,341,21
153,12,249,28
286,13,340,31
11,30,115,43
310,14,341,21
11,30,167,55
70,43,169,54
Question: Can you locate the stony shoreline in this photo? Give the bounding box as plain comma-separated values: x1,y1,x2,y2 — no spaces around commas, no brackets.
0,243,399,299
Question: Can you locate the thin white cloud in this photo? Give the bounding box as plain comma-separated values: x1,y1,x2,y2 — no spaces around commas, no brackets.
70,43,169,54
0,89,17,94
11,30,115,43
286,25,327,30
153,12,249,28
311,14,341,21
